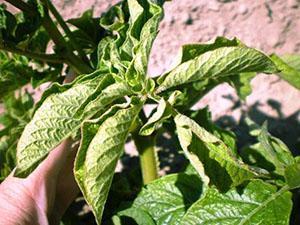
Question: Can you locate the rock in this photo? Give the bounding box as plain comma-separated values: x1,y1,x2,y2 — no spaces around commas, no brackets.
238,4,248,15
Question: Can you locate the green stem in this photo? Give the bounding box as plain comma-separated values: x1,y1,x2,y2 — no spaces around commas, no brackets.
0,42,64,64
42,0,89,63
133,134,159,185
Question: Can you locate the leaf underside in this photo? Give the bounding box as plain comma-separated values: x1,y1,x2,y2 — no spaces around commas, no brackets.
74,104,141,225
15,71,130,177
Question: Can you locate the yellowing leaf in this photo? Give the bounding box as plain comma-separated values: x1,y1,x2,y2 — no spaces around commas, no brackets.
74,103,142,225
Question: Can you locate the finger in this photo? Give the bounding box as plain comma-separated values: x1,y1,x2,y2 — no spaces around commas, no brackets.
49,143,80,225
26,139,74,216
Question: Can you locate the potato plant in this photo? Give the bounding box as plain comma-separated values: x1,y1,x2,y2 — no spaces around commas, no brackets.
0,0,300,224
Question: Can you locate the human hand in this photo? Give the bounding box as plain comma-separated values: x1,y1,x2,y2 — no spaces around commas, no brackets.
0,139,79,225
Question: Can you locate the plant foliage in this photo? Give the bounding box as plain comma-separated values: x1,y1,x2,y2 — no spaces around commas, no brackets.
0,0,299,224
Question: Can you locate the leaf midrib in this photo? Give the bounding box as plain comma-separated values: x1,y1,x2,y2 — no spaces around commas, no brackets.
238,185,289,225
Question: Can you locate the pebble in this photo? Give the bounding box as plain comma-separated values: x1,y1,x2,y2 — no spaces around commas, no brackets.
238,4,248,15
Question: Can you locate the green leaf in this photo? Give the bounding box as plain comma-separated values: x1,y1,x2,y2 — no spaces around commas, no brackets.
0,52,31,98
132,173,203,225
227,72,256,100
158,46,277,92
116,208,156,225
241,143,276,176
281,54,300,71
0,4,17,40
15,72,130,177
125,1,163,90
284,161,300,189
0,92,33,180
27,27,50,53
257,123,294,173
270,54,300,90
241,120,294,177
68,9,105,53
82,82,132,118
177,36,240,64
175,114,256,190
99,0,163,92
157,37,241,86
0,4,6,29
0,51,61,98
182,180,292,225
187,107,237,154
139,91,180,136
74,103,142,225
28,0,45,18
99,3,126,32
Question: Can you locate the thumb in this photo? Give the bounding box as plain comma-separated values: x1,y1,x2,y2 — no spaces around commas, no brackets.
26,139,74,217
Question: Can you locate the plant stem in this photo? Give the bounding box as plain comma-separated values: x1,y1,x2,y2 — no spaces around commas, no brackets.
0,42,64,64
4,0,35,16
42,0,89,63
133,134,159,185
4,0,92,75
41,13,92,74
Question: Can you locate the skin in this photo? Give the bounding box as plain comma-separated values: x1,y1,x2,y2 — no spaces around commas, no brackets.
0,139,79,225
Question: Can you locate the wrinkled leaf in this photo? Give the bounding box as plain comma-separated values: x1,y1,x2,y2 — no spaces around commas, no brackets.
176,36,240,66
99,0,163,92
139,91,180,136
270,54,300,90
187,107,237,154
158,46,277,92
154,38,242,108
175,113,256,190
182,180,292,225
74,103,142,225
125,0,163,90
15,72,130,177
133,173,203,225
